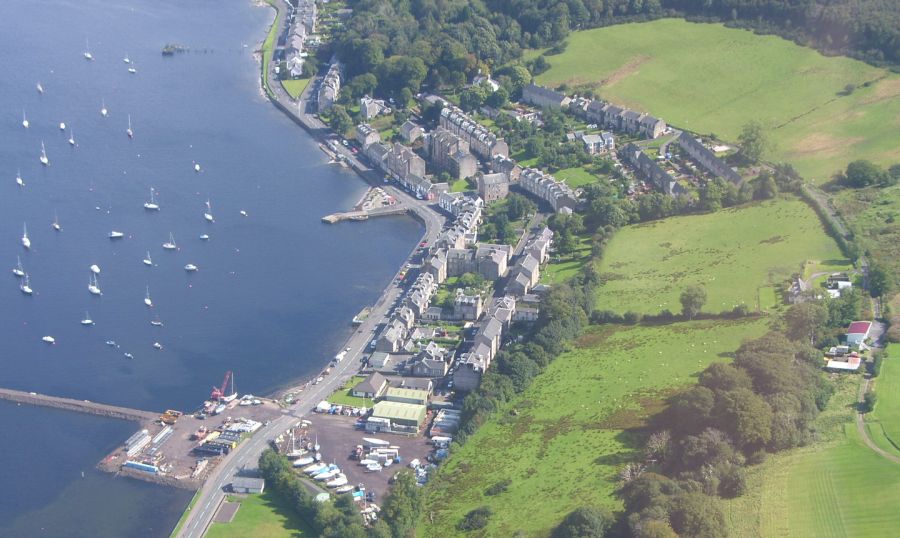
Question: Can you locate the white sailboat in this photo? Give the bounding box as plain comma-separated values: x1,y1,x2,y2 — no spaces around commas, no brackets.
128,62,137,74
90,264,101,275
36,82,44,94
184,263,198,272
100,99,108,117
39,140,49,166
143,251,153,266
68,129,76,146
83,39,93,60
199,234,210,241
144,286,153,307
109,230,124,239
194,162,201,173
143,187,159,210
162,233,176,250
21,223,31,249
81,311,94,326
42,336,55,344
88,273,102,295
12,256,25,277
20,273,33,295
22,109,29,129
59,122,66,131
52,213,61,231
126,114,134,138
123,54,130,64
150,316,164,327
204,199,214,222
16,169,25,187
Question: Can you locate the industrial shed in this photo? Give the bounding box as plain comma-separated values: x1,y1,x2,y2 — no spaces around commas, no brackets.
372,401,427,431
383,387,429,406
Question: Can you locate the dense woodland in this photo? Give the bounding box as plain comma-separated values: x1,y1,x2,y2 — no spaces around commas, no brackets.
328,0,898,106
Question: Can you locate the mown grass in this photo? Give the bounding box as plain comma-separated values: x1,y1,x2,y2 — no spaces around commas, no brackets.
541,235,592,284
326,375,371,407
280,78,310,100
725,375,900,537
554,166,600,188
531,19,900,183
260,0,283,98
866,346,900,457
205,493,312,538
596,198,849,315
420,318,768,537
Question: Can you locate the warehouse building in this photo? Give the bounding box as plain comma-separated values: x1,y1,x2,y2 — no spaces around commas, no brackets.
383,387,429,406
369,401,427,434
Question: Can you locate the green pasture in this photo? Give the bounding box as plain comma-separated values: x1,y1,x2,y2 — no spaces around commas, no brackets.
420,318,768,537
280,78,309,100
596,198,848,315
206,493,312,538
531,19,899,183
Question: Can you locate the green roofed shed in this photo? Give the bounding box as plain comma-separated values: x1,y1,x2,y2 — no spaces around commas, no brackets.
372,401,427,429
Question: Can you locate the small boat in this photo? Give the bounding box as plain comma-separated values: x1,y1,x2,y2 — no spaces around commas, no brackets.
42,336,55,344
359,459,378,466
22,110,29,129
20,274,33,295
83,39,93,60
88,274,102,295
109,230,124,239
39,140,49,166
12,256,25,277
143,251,153,266
126,114,134,139
105,340,118,347
144,286,153,307
152,342,162,350
303,462,326,474
59,122,66,131
150,317,164,327
292,456,315,466
363,437,390,447
22,223,31,249
36,82,44,94
128,65,137,74
184,264,198,272
90,264,101,274
162,233,176,250
16,169,25,187
143,187,160,210
124,352,134,360
204,199,214,222
334,484,355,494
68,129,76,146
123,54,130,64
366,463,383,472
239,210,248,217
52,213,61,231
314,467,339,480
314,435,320,452
81,312,94,326
100,99,108,117
199,234,210,241
326,474,348,487
194,163,201,173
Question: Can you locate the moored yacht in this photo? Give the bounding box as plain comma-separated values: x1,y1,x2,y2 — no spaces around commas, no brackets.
162,233,176,250
22,110,29,129
184,263,198,272
20,273,33,295
39,140,49,166
88,274,102,295
109,230,124,239
12,256,25,277
42,336,56,344
204,199,214,222
16,169,24,187
144,187,160,210
90,264,101,275
144,286,153,307
143,251,153,266
81,311,94,326
127,114,134,138
52,213,61,231
83,39,93,60
100,99,108,117
21,223,30,249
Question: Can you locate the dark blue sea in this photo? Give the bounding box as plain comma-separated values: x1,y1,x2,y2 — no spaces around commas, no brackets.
0,0,421,535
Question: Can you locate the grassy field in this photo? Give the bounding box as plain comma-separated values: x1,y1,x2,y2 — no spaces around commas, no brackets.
280,78,310,100
260,0,283,98
725,375,900,537
834,184,900,293
596,198,849,315
531,19,900,183
206,493,313,538
541,236,592,284
866,346,900,457
554,166,600,188
326,375,371,407
420,318,769,537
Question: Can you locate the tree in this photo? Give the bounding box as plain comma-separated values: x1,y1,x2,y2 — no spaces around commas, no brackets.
668,492,727,538
485,86,509,108
716,388,773,449
552,506,613,538
840,159,889,188
506,193,535,220
737,121,769,164
867,262,891,297
380,470,422,537
680,285,707,319
458,506,492,531
328,105,353,135
699,363,753,393
784,302,829,345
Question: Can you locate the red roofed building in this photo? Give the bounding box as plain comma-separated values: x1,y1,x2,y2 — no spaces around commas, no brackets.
846,321,872,347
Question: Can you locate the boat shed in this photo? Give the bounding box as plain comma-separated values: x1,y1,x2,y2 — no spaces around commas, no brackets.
231,477,265,494
372,401,426,432
383,387,429,406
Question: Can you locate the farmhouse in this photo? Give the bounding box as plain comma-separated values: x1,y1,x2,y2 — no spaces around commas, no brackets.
846,321,872,347
352,372,388,399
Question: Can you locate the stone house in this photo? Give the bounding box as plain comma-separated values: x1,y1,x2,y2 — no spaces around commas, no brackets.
476,172,509,203
400,120,424,143
360,95,390,120
356,123,381,148
521,83,571,109
425,128,478,180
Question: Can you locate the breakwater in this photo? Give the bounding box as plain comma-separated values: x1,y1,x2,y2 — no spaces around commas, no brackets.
0,388,159,422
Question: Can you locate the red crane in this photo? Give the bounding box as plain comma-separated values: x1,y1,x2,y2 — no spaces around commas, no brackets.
211,370,232,401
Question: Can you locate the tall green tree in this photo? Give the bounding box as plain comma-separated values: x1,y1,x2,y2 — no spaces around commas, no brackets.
737,121,769,164
680,285,707,319
380,470,422,537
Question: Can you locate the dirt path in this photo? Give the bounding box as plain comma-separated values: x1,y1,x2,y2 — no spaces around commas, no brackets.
856,362,900,465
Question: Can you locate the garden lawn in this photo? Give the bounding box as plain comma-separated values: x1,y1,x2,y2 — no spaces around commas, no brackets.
326,376,370,407
554,166,599,188
205,493,313,538
420,318,768,537
532,19,900,183
542,235,592,284
280,79,309,100
596,198,848,315
449,178,470,193
866,346,900,457
725,376,900,538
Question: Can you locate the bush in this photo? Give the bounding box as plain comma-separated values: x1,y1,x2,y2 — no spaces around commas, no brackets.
862,391,877,413
458,506,493,531
746,449,767,466
552,505,613,538
623,311,644,324
871,354,883,377
732,304,751,316
485,479,511,496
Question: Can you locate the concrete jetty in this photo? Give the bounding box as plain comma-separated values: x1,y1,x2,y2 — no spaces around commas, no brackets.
321,205,408,223
0,387,159,422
